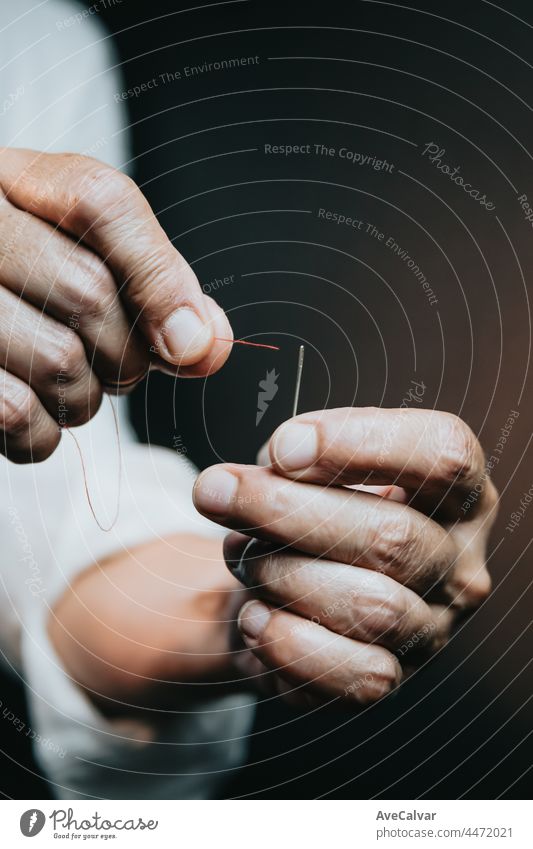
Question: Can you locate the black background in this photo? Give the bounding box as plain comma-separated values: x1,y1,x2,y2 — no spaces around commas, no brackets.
1,0,532,799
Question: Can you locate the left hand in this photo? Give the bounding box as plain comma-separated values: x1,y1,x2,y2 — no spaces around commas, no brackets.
193,407,498,708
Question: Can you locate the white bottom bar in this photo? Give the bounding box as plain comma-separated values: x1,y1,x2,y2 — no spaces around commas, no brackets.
1,799,531,848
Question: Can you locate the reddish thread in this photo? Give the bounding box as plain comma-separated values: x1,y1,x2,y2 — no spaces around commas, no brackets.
64,394,122,532
214,337,280,351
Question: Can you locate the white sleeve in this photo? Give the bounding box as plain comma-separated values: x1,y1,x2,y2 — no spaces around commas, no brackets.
0,0,130,169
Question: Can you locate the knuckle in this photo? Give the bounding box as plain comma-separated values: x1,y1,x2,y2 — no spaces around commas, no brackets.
438,414,482,487
20,153,90,205
368,509,418,578
67,253,117,320
81,276,117,324
71,160,134,225
41,329,86,383
365,595,409,647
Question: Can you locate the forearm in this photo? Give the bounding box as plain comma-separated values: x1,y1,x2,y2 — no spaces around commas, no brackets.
48,532,246,714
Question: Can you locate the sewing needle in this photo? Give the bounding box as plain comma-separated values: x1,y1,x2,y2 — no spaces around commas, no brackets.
292,345,305,417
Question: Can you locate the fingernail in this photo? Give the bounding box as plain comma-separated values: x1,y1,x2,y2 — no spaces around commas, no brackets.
272,422,317,471
238,600,271,646
161,308,213,363
193,467,238,516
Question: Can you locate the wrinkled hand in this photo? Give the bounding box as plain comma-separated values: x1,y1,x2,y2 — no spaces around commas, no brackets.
0,148,232,462
193,407,498,708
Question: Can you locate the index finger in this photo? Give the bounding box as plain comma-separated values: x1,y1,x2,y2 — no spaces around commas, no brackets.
0,149,233,374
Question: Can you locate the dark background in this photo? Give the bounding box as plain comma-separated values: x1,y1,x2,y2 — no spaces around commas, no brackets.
2,0,532,798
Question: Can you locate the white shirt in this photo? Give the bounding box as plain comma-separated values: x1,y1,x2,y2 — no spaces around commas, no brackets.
0,0,254,799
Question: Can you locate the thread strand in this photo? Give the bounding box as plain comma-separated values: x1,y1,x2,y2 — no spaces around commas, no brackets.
214,337,280,351
65,393,122,532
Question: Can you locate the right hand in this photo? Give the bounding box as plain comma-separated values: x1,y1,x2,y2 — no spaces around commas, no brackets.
0,148,233,462
193,407,497,709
